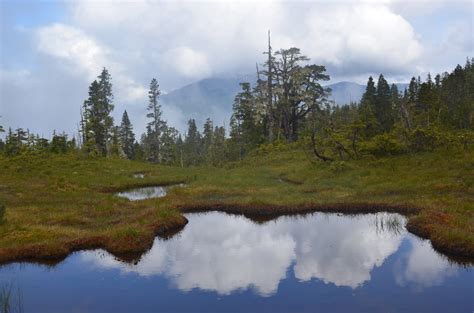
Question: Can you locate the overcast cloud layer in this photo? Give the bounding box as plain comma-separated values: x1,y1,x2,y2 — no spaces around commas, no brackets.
1,0,472,137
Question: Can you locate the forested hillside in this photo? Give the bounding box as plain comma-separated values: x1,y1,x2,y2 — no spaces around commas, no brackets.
0,39,472,167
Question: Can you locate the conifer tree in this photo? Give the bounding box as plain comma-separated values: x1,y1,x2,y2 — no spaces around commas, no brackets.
82,68,114,156
160,124,179,165
119,110,135,159
230,82,264,158
203,118,214,163
407,77,418,103
359,76,378,137
375,74,393,132
50,132,68,154
145,78,165,162
211,126,226,166
184,119,202,165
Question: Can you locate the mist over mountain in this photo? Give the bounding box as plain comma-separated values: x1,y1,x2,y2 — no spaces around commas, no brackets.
159,75,252,131
160,77,408,132
327,82,366,105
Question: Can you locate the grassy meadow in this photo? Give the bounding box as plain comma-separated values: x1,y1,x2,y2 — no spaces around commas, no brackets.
0,146,473,264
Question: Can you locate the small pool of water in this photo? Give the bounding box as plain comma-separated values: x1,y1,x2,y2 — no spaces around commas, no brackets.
116,184,184,201
133,173,145,179
1,212,472,313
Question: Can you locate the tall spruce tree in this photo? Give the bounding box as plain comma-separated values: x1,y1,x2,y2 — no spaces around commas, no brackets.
359,76,378,137
375,74,393,132
82,68,114,156
230,82,264,158
160,124,179,165
184,119,202,165
407,77,418,103
211,126,226,166
146,78,165,162
203,118,214,163
119,110,135,159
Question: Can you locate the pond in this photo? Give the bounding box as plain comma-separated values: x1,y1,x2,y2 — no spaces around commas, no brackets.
0,212,472,313
116,184,185,201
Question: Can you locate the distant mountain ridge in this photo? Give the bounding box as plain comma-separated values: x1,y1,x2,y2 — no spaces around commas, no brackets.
160,77,408,131
327,81,409,105
326,81,365,105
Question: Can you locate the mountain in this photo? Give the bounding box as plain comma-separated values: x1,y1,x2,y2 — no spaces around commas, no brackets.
160,76,250,131
326,81,409,105
160,77,408,131
162,77,246,118
326,82,366,105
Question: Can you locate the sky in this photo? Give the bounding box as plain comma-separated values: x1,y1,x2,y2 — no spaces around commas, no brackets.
0,0,473,138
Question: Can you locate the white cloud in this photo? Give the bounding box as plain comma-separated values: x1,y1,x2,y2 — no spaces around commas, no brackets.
394,236,458,290
290,213,404,288
303,3,422,74
82,212,407,295
35,23,148,115
2,0,469,137
37,23,106,80
164,47,212,79
67,0,423,80
388,0,472,17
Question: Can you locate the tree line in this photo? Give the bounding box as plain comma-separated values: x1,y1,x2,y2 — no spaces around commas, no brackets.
0,37,472,164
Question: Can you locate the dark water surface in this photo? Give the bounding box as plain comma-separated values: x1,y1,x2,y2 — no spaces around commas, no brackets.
1,212,472,313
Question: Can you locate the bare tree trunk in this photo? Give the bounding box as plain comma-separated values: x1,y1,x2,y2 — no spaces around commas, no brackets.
267,30,274,143
335,140,353,159
351,129,359,158
310,132,333,162
400,101,412,130
80,107,86,144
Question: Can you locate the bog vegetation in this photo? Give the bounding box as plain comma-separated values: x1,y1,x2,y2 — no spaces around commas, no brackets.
0,38,472,262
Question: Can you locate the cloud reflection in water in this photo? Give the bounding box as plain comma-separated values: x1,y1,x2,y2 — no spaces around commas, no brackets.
80,212,453,296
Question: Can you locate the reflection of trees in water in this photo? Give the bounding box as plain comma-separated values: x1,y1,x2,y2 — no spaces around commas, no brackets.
373,213,405,236
0,282,23,313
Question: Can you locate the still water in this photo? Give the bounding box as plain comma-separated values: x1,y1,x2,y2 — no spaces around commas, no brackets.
0,212,472,313
116,184,185,201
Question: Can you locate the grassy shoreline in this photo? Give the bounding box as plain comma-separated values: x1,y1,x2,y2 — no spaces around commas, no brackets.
0,148,472,265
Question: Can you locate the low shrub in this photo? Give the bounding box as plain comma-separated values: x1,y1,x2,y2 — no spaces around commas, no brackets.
407,126,471,152
252,140,296,156
408,127,439,152
362,133,406,156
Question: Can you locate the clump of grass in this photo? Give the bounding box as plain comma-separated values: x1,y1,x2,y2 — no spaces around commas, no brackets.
374,214,404,235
